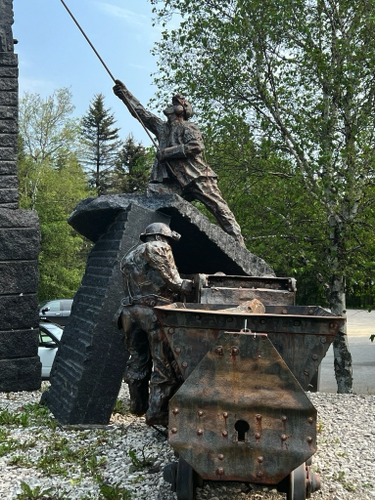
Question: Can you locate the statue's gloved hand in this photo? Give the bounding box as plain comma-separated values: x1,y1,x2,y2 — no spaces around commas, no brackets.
180,279,194,294
113,79,128,100
156,149,165,162
185,140,202,156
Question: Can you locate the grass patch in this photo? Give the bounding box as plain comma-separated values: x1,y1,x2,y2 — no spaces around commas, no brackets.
35,435,107,478
98,481,132,500
15,481,68,499
22,402,58,430
0,400,134,499
334,470,356,492
0,408,29,427
0,437,20,457
112,400,129,416
130,475,145,484
128,447,155,472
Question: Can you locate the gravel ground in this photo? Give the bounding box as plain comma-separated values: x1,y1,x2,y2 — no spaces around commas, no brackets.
0,384,373,500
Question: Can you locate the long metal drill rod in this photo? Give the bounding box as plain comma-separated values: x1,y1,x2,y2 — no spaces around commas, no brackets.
58,0,160,150
59,0,116,83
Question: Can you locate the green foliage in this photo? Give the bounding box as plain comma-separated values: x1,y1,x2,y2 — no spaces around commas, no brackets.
18,152,90,302
111,399,129,416
21,402,59,430
0,408,29,427
98,482,132,500
16,481,68,500
18,90,92,303
110,135,153,194
16,482,55,500
0,427,10,440
0,437,20,457
0,403,136,499
35,435,107,477
0,404,57,461
151,0,375,313
201,115,329,304
8,455,34,467
19,88,79,165
129,475,145,484
333,470,356,492
81,94,123,195
128,448,155,472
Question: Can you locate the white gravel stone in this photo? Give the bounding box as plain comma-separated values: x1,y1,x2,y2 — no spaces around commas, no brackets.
0,384,373,499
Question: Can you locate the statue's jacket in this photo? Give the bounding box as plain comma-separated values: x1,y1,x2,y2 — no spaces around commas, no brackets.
121,240,185,308
121,89,217,186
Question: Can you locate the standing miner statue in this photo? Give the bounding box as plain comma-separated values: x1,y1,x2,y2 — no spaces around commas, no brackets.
113,81,245,247
114,223,194,427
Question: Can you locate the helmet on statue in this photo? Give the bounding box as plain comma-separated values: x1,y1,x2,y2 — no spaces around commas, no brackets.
140,223,181,243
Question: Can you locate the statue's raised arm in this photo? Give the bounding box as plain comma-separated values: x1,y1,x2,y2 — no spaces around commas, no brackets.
113,80,164,139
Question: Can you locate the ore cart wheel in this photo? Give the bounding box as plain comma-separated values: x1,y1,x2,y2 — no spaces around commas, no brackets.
176,456,196,500
287,463,307,500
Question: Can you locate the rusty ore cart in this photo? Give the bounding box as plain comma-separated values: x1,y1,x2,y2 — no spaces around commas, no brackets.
154,275,345,500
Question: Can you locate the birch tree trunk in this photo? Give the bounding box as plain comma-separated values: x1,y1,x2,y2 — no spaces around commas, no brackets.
329,274,353,393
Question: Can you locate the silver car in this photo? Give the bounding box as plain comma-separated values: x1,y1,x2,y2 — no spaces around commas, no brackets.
38,322,63,379
39,299,73,327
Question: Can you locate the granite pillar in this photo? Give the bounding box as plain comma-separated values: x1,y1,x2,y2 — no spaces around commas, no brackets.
0,0,41,391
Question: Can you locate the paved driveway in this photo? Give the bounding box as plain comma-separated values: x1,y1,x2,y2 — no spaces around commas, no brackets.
319,309,375,394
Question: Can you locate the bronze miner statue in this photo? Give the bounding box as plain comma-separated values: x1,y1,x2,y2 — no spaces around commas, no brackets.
114,222,194,426
113,81,245,247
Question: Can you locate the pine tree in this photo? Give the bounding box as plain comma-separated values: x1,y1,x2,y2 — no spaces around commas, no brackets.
81,94,122,195
110,135,153,194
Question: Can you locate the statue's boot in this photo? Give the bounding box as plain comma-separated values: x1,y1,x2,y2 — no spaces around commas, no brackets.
128,380,149,416
145,383,177,427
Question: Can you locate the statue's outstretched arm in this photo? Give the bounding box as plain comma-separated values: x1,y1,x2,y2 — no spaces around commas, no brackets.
113,80,164,138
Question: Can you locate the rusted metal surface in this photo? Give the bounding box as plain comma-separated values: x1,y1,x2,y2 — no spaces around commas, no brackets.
167,331,317,484
202,275,297,292
154,303,345,390
200,287,295,306
197,275,296,307
203,274,297,292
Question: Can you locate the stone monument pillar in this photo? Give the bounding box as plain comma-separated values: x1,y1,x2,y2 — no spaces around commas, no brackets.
0,0,41,391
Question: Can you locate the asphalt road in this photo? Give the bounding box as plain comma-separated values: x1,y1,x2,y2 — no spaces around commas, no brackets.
319,309,375,394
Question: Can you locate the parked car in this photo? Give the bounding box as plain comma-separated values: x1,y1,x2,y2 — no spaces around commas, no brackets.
38,322,63,379
39,299,73,326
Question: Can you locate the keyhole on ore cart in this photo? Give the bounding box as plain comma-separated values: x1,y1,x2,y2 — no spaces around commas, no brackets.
235,420,250,442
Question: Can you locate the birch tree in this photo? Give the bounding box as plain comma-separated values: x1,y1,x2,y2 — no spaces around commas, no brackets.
19,88,79,210
18,89,91,301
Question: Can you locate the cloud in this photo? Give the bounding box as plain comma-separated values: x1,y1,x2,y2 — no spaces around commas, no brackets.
18,76,56,97
129,62,149,71
95,2,148,27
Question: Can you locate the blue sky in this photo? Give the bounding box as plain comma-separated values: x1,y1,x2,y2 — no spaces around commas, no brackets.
13,0,164,145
